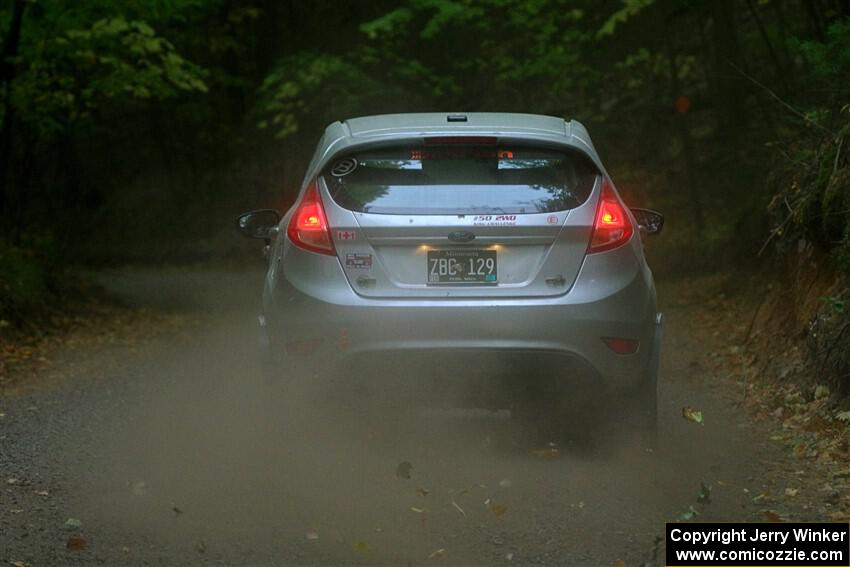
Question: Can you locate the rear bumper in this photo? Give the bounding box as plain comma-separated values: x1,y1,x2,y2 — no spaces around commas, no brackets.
261,247,660,395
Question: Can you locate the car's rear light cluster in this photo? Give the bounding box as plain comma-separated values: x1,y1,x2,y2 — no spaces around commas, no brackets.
588,178,634,253
287,181,335,255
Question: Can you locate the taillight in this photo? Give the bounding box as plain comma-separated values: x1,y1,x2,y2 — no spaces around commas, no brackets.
588,179,634,253
287,182,335,255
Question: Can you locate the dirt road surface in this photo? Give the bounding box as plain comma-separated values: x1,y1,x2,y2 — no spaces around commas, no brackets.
0,267,832,566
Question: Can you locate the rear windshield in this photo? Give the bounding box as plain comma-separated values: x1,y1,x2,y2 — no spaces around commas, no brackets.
322,145,598,215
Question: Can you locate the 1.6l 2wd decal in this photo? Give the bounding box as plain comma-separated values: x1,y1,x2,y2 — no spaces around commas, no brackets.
473,215,517,227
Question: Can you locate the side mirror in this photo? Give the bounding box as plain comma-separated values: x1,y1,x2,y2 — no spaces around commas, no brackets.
236,209,281,241
630,208,664,236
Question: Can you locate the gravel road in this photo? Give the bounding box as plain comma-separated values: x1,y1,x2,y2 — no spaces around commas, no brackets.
0,267,824,566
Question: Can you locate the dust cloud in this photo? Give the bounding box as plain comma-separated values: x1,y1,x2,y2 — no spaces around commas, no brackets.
66,267,760,565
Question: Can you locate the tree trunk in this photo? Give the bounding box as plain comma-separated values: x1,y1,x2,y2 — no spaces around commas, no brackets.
665,32,705,233
711,0,746,160
745,0,788,94
0,0,26,237
803,0,825,41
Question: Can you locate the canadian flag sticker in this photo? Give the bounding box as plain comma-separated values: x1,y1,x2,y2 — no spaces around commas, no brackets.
335,230,356,241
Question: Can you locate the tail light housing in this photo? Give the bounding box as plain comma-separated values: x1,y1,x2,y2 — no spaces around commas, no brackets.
287,181,335,255
588,179,634,253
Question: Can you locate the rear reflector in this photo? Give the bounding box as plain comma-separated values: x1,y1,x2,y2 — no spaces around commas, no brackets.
602,337,639,355
424,136,497,145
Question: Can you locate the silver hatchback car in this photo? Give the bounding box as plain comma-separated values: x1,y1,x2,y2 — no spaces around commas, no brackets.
238,113,664,438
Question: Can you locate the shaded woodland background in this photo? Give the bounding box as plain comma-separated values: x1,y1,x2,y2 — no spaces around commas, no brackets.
0,0,849,325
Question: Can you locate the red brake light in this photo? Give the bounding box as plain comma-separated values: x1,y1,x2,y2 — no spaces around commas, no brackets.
287,182,335,255
424,136,498,145
588,179,634,253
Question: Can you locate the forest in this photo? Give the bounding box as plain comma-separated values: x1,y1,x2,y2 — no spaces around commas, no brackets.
0,0,847,276
2,2,850,564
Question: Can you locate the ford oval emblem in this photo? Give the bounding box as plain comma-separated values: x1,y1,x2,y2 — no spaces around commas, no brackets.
448,230,476,243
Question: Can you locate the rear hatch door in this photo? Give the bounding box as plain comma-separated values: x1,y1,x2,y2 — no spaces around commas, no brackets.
320,141,599,298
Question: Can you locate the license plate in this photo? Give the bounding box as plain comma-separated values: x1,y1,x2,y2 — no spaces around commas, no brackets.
427,249,497,284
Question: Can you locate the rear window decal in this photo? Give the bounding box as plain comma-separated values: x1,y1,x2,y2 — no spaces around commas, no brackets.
331,157,358,177
473,214,517,226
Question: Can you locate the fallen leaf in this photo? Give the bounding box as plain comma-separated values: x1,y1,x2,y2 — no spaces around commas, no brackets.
785,488,799,497
6,478,19,485
498,479,512,488
396,461,413,479
506,552,514,561
613,560,627,567
763,510,784,522
451,499,466,517
410,506,425,514
64,518,82,529
195,541,206,554
66,535,87,551
682,406,704,425
836,411,850,422
490,503,508,518
428,548,446,559
10,561,31,567
33,490,48,497
676,505,699,521
353,541,369,553
416,487,430,497
305,529,319,541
